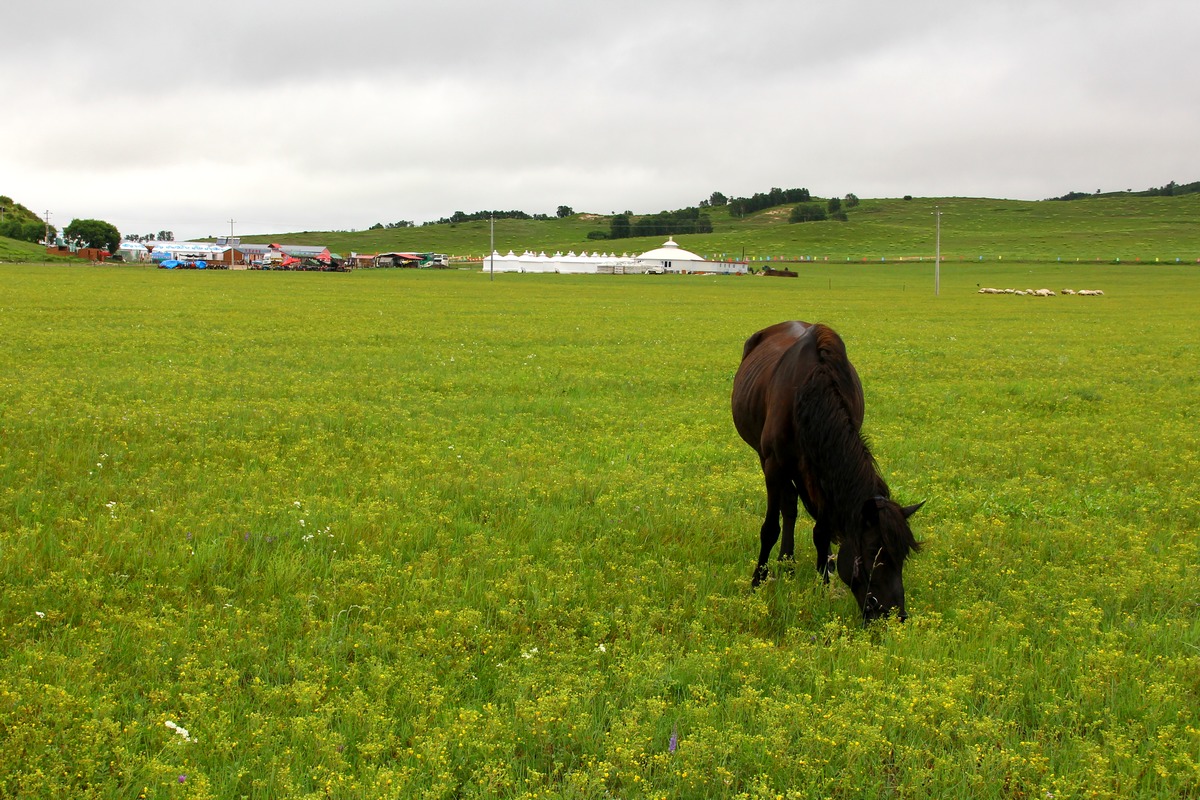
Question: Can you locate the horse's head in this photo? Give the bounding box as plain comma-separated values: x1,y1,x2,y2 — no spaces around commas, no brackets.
838,497,923,623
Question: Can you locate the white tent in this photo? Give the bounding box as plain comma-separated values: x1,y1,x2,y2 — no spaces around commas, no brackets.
480,238,744,275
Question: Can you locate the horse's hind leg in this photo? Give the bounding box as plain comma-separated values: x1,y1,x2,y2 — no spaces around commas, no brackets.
777,480,799,576
752,463,784,587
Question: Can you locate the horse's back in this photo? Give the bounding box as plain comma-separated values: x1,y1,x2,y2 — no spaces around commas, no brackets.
731,321,817,455
732,321,864,457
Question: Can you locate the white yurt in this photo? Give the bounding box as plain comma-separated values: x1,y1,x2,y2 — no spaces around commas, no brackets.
635,237,709,273
635,237,746,274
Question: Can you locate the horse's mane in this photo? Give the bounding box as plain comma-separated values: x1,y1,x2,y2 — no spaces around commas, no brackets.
795,325,918,564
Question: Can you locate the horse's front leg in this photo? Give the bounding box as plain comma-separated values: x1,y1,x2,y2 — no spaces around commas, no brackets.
752,462,784,587
812,520,834,583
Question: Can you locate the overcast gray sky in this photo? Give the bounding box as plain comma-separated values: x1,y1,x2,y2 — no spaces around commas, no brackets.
3,0,1196,240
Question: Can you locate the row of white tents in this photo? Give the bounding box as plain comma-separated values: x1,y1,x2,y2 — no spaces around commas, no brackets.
482,238,747,275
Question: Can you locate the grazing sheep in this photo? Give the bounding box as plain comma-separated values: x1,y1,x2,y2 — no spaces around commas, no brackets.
1061,289,1076,295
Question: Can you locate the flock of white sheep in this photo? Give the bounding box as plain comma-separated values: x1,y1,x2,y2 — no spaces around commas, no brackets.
977,287,1105,296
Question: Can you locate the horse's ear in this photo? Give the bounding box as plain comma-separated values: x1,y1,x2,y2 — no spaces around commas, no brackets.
901,501,926,519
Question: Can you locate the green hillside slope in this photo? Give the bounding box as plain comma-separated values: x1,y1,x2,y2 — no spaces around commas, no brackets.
238,194,1200,264
0,236,76,263
4,192,1196,264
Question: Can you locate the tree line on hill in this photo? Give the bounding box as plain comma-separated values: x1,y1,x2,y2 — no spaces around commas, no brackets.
607,207,713,240
374,205,578,231
423,209,554,226
1048,179,1200,201
599,188,864,240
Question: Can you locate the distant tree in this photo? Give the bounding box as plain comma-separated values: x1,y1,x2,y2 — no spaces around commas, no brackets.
0,218,48,243
628,207,712,237
610,213,631,240
23,221,47,242
844,193,860,208
789,203,827,223
902,195,913,201
427,210,532,225
0,198,54,243
709,191,728,207
369,222,385,230
728,187,810,218
827,197,842,214
556,205,574,218
65,218,120,252
157,230,174,241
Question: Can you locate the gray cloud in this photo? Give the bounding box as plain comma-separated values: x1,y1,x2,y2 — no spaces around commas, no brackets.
4,0,1196,238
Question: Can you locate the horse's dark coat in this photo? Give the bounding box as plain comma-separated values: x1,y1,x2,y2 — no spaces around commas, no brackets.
731,321,922,622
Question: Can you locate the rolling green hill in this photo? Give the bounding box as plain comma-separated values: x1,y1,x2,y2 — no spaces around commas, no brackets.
0,236,75,263
4,192,1198,264
237,194,1200,264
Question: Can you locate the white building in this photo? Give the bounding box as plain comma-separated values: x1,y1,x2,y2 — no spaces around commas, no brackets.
150,241,231,262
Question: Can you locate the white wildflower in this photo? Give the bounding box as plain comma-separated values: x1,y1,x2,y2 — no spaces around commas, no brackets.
521,647,538,659
164,720,193,742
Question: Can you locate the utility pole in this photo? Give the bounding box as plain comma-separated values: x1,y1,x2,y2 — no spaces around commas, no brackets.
933,205,942,296
44,210,52,246
228,218,237,266
489,215,494,282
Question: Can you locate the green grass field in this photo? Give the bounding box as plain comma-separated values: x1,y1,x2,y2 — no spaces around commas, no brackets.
1,262,1198,798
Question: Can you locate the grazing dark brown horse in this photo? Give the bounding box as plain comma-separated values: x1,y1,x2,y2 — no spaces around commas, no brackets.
731,321,922,622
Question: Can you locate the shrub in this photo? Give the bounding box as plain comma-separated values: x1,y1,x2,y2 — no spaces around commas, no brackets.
789,203,828,223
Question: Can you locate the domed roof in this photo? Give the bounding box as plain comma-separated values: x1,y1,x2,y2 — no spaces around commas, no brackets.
636,237,706,261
